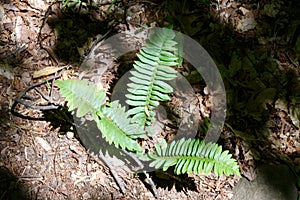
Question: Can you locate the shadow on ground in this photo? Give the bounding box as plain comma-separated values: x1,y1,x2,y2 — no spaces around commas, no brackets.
0,104,31,199
161,0,300,187
0,1,115,198
0,166,30,200
0,0,31,198
46,6,112,63
146,169,198,192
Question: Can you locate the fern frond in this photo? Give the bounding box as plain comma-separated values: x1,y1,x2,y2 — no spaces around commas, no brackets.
147,138,240,176
126,28,179,127
55,79,106,117
174,32,183,68
96,101,144,152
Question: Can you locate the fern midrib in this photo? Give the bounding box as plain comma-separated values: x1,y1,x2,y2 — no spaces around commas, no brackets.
156,155,235,169
144,64,157,123
142,40,172,126
98,111,142,152
79,92,97,110
71,85,99,111
101,112,127,136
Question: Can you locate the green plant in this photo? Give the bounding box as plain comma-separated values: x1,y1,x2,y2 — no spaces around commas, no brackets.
126,28,179,128
107,0,117,11
57,0,97,10
55,28,240,176
148,138,240,176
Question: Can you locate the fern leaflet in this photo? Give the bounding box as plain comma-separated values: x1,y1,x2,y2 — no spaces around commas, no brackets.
96,101,144,152
55,79,106,117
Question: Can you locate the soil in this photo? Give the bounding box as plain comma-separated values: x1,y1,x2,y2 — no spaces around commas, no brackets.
0,0,299,199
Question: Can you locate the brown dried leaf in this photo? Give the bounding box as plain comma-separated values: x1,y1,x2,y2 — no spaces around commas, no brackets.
34,136,52,152
33,66,65,78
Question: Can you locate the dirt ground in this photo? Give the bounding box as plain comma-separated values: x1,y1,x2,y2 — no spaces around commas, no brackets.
0,0,299,199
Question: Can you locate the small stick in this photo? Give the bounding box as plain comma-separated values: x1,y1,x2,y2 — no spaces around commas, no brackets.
11,70,64,118
34,88,51,102
142,170,159,199
122,150,159,199
285,52,299,67
97,150,126,194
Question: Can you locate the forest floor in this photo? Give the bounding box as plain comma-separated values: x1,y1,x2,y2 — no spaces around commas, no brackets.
0,0,299,199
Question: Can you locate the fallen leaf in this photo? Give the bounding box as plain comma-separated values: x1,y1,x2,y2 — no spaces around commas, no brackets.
239,7,250,15
27,0,48,11
0,64,14,79
35,136,52,152
33,66,65,78
236,18,257,32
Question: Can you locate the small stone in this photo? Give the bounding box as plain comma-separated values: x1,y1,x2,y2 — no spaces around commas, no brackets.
66,131,74,139
82,192,91,200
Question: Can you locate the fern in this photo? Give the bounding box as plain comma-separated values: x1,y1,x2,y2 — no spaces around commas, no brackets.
55,28,241,178
95,101,144,152
126,28,179,127
147,138,240,176
55,79,106,117
55,80,143,152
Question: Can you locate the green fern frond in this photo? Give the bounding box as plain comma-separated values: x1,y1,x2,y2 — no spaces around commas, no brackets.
126,28,179,127
147,138,240,176
174,32,183,68
96,101,144,152
55,79,106,117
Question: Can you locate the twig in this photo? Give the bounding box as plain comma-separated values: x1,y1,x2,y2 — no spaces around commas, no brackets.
37,3,60,65
122,150,159,199
11,70,64,119
0,44,28,60
34,88,51,102
143,170,159,199
87,29,113,57
18,176,43,181
122,0,129,30
53,145,59,187
49,73,56,103
285,52,299,67
97,150,126,194
86,154,91,176
14,100,58,111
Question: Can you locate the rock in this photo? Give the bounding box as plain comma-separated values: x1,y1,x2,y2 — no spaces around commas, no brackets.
232,164,298,200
